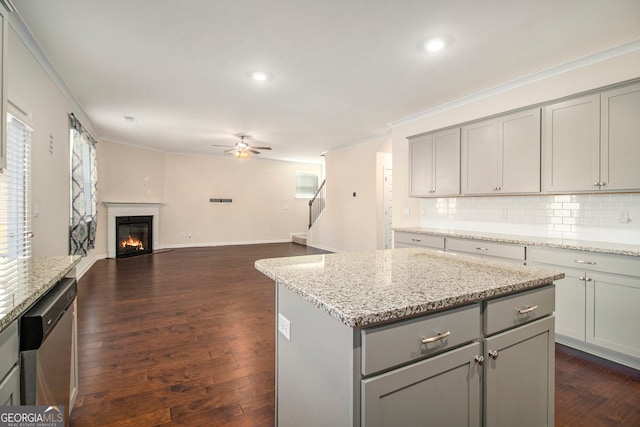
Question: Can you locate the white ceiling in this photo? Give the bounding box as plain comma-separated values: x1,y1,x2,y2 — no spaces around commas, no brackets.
11,0,640,163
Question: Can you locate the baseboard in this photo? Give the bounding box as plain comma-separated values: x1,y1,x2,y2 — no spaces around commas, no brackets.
158,239,292,250
556,335,640,371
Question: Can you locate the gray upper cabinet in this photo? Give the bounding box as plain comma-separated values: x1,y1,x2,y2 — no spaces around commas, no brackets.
408,128,460,197
600,82,640,191
462,108,541,195
544,83,640,193
543,94,601,192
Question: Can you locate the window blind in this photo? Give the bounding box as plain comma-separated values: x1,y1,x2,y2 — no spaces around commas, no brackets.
0,114,32,314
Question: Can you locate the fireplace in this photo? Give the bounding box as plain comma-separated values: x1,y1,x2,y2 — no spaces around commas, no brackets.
116,215,153,258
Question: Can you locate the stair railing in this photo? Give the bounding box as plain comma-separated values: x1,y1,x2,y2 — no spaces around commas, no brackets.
308,179,326,229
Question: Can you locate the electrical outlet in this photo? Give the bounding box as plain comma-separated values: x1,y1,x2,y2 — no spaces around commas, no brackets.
278,313,291,340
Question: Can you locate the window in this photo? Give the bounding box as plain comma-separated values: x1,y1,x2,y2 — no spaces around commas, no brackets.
0,113,32,313
295,173,319,198
69,114,97,256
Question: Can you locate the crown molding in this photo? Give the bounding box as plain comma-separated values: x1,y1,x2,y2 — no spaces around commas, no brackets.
8,9,99,137
388,38,640,129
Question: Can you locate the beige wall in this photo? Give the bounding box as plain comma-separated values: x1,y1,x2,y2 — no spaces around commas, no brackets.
7,26,97,262
309,137,392,252
391,50,640,229
98,140,322,252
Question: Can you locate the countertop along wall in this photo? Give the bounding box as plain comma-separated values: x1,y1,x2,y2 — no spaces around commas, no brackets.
391,47,640,245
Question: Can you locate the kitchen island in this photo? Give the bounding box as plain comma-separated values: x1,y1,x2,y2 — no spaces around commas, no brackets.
256,248,564,427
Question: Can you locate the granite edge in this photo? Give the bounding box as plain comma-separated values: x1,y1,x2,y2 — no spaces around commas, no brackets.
393,227,640,257
255,258,564,328
0,256,81,333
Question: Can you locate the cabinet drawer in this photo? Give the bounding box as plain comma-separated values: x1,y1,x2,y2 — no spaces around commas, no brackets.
394,232,445,250
0,322,18,380
484,285,555,335
446,237,525,261
361,304,480,376
527,246,639,277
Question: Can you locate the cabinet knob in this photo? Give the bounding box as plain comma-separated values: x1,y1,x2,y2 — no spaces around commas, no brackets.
488,350,499,360
579,276,593,282
474,355,485,366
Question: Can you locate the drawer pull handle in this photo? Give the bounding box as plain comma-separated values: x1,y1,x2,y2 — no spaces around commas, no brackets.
411,239,421,242
518,305,538,315
474,355,485,366
575,260,596,265
476,247,489,251
488,350,499,360
421,331,451,344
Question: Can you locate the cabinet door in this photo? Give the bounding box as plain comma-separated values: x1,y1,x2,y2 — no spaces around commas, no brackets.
586,272,640,359
600,83,640,191
432,128,460,196
499,108,541,193
543,94,600,192
0,365,19,406
409,134,433,196
552,267,586,341
484,316,554,427
361,342,481,427
461,119,498,195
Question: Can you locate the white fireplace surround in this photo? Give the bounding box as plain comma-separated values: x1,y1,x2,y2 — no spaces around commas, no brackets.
104,202,163,258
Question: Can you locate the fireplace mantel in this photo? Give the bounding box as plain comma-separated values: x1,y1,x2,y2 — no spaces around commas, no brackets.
104,202,163,258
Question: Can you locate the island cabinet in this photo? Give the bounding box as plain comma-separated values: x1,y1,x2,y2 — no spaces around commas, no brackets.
257,249,561,427
408,128,460,197
461,108,541,195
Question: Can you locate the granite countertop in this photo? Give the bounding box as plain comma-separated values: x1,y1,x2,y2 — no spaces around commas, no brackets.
255,248,564,328
394,227,640,257
0,256,81,332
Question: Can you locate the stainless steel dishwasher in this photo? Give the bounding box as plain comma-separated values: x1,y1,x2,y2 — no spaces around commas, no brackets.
20,277,77,425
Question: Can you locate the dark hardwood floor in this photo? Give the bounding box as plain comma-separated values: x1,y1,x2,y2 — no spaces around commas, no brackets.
70,244,640,426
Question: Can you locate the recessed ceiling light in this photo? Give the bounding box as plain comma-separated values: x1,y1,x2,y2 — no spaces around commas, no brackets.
424,38,445,52
251,71,270,81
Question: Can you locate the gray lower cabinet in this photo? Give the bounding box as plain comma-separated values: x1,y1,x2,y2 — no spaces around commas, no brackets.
484,316,555,427
362,342,481,427
0,321,19,405
528,246,640,370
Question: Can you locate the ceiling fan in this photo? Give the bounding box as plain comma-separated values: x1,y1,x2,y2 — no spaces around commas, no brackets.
211,135,272,159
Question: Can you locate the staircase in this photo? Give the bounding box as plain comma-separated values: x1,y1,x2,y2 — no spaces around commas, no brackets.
308,179,326,229
292,233,308,246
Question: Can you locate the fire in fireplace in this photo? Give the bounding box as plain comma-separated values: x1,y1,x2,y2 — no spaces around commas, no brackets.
116,215,153,258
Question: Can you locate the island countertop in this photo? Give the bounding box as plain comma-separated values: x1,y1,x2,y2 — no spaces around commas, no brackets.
255,248,564,328
0,256,81,332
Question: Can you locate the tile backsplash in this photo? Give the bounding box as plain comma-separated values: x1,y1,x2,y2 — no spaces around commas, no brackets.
418,193,640,244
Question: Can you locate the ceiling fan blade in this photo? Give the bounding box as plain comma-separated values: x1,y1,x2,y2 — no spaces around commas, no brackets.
211,144,235,147
250,146,271,150
224,148,236,153
248,149,260,154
